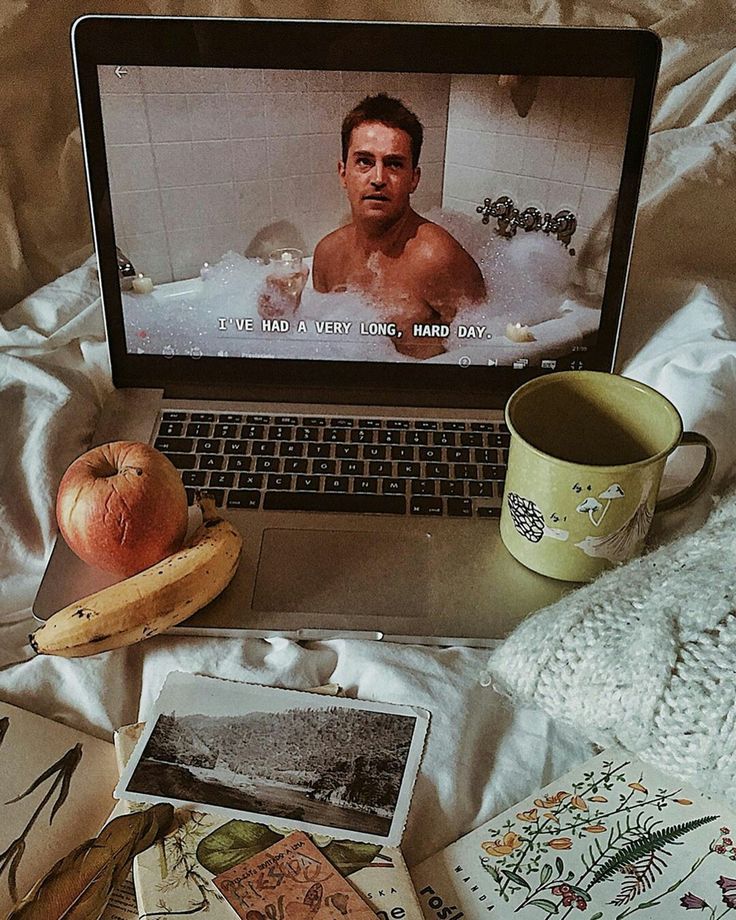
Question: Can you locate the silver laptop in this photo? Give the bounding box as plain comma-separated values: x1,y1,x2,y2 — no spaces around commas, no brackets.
33,16,660,646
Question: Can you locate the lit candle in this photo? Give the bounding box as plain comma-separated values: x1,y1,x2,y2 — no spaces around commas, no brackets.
505,321,535,343
132,273,154,294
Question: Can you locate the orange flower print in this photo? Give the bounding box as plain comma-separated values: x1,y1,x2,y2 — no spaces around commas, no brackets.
628,782,648,793
589,795,608,802
583,825,607,833
543,812,560,823
675,799,693,805
534,791,569,808
481,832,523,857
547,838,574,850
570,795,588,811
516,808,539,822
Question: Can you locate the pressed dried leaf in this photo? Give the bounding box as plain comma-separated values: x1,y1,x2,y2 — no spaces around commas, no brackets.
8,803,173,920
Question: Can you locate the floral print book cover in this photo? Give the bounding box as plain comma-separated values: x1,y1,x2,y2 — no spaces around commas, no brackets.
412,749,736,920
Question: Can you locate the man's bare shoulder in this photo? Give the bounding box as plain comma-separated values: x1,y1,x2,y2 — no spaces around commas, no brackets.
314,226,352,261
313,226,352,291
412,220,473,264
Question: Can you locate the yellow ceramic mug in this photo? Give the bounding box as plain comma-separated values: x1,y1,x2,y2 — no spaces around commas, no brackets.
500,371,716,582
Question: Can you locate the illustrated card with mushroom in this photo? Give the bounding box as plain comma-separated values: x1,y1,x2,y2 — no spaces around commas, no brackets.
411,748,736,919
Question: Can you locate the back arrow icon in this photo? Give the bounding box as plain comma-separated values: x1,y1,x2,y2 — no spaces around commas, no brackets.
114,66,128,79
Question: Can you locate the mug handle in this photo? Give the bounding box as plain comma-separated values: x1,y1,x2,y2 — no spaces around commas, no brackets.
655,431,717,512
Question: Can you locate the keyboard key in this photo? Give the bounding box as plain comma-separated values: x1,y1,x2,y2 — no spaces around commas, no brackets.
296,426,320,441
227,456,252,471
162,411,187,421
482,464,506,480
225,439,248,455
182,470,207,486
475,448,500,464
350,429,375,444
391,446,415,461
247,415,271,424
478,506,502,518
279,442,305,457
324,476,350,492
284,458,309,473
471,422,496,431
264,491,405,514
164,453,196,469
491,432,511,447
447,497,473,517
255,457,280,472
186,422,211,437
410,496,443,515
296,475,320,491
269,425,293,440
353,477,378,494
239,473,263,489
447,448,471,463
210,471,235,488
302,416,326,426
267,474,293,490
397,462,420,478
443,421,466,431
335,444,359,460
382,478,406,494
199,455,224,471
159,421,183,436
440,480,466,496
432,431,456,446
378,430,401,444
154,436,194,453
369,461,392,476
191,412,215,422
214,424,239,438
364,445,387,460
312,459,336,475
340,460,365,476
469,480,494,497
330,418,353,427
406,430,428,445
455,463,479,479
411,479,437,495
387,419,411,429
324,428,347,443
218,413,242,423
460,432,484,447
227,490,260,509
252,441,276,456
275,415,298,425
307,443,332,458
415,420,438,430
358,419,381,428
197,438,222,454
419,446,442,462
425,462,449,478
242,424,266,439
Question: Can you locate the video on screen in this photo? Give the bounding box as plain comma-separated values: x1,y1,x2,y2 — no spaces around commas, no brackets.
99,65,633,366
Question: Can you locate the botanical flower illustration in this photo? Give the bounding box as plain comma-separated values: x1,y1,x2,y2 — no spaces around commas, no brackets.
481,831,523,857
679,891,707,909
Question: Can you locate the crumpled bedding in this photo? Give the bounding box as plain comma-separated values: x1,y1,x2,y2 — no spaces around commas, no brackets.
1,0,735,868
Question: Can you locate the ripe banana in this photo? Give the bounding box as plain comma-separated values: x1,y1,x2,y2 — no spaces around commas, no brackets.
30,496,243,657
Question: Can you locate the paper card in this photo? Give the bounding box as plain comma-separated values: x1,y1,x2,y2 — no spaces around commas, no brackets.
411,748,736,919
116,672,429,847
213,830,377,919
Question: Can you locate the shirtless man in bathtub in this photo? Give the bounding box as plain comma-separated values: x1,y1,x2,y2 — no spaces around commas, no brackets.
312,94,486,360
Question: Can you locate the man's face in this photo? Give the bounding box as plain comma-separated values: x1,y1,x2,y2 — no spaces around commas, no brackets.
339,122,421,228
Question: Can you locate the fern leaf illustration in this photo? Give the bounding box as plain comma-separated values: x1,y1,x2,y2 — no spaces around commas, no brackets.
591,815,718,886
609,851,668,905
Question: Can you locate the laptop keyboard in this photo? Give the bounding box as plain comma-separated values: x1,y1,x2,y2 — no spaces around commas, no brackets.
154,411,509,518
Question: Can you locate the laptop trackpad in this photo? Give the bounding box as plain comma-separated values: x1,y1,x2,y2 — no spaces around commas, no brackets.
253,528,431,616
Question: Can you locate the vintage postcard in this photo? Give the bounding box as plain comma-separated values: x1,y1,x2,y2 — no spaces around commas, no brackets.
116,672,429,847
412,748,736,919
213,829,377,919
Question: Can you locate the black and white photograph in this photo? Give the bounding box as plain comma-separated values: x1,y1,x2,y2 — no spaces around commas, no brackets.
115,672,429,846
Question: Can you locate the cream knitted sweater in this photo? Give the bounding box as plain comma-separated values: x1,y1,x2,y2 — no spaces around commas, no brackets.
486,483,736,806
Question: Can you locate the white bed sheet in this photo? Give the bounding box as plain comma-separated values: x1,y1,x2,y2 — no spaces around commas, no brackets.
2,1,735,868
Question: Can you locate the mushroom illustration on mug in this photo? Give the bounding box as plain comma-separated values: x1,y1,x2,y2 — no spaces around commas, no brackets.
506,492,569,543
576,483,625,527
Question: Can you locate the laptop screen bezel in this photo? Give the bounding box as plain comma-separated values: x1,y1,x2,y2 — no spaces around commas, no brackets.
72,15,660,409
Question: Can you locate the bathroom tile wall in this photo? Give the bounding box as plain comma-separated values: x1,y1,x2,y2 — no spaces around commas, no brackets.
443,76,633,300
101,66,450,283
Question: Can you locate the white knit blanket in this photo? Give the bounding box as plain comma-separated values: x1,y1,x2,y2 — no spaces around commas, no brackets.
485,481,736,806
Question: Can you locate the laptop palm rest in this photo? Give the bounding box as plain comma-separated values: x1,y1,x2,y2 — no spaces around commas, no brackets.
253,528,431,616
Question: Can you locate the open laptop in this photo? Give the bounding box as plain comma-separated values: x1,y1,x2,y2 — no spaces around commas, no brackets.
32,16,660,646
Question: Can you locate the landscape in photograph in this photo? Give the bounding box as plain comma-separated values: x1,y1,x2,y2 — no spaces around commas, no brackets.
126,705,417,836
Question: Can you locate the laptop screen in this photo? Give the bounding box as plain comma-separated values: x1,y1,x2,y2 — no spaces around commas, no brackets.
98,63,634,372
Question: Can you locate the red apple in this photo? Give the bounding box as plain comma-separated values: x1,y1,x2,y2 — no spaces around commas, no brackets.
56,440,189,577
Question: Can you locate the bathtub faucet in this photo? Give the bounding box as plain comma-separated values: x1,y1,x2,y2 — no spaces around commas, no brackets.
476,196,577,247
